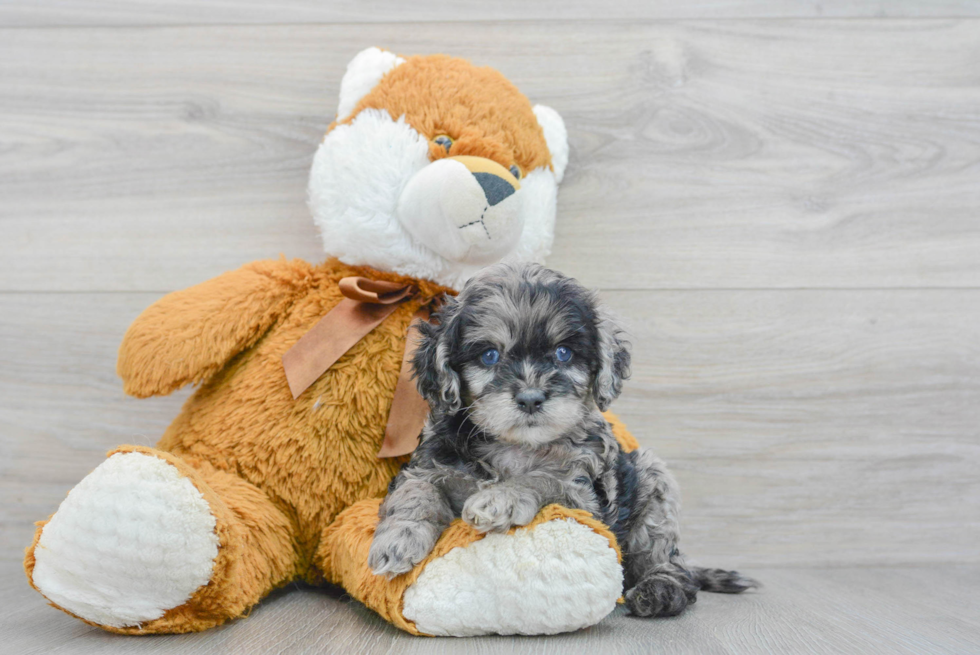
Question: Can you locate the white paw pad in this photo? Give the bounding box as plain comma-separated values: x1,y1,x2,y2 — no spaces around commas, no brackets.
403,518,623,636
31,452,219,628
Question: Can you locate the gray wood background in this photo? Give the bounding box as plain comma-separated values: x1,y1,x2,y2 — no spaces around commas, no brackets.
1,2,979,653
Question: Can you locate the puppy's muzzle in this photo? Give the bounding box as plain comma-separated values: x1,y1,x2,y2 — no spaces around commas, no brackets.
397,155,524,265
514,388,546,415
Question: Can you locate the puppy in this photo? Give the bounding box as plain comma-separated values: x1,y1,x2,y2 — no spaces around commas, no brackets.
368,263,756,617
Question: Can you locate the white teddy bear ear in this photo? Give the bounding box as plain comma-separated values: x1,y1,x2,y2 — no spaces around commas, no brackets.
337,47,405,121
533,104,569,184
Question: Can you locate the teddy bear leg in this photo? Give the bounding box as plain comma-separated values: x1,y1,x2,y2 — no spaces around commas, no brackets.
316,499,624,636
25,445,299,634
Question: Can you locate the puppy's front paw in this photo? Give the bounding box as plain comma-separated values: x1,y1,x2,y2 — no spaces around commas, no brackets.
368,519,439,578
462,486,538,533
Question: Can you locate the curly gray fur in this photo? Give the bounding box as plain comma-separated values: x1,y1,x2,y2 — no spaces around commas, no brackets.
368,263,757,617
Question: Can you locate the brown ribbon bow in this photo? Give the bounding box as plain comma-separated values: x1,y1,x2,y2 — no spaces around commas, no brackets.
281,276,435,458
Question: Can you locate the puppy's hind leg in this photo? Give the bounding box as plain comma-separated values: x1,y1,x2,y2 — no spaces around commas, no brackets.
621,450,698,618
621,450,757,617
620,448,701,616
627,563,757,618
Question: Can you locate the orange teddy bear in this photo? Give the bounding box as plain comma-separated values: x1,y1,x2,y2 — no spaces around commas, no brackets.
25,48,638,637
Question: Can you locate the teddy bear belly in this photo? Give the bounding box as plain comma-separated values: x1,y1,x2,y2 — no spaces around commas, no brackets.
155,314,411,554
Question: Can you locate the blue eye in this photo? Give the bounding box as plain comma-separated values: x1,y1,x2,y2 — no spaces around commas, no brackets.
555,346,572,362
480,348,500,366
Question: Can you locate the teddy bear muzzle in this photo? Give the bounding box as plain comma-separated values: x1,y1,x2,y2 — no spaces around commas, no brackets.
397,155,525,265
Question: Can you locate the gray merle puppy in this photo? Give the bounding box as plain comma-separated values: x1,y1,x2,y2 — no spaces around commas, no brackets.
368,263,756,617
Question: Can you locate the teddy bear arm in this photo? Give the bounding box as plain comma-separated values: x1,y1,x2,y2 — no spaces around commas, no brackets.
117,260,304,398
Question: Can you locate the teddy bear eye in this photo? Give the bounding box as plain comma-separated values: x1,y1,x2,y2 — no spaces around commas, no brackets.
509,164,522,180
434,135,453,153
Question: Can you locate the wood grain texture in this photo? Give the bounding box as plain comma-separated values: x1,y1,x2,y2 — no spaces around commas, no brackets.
3,290,977,566
604,289,980,567
3,0,980,26
2,21,980,291
3,5,979,650
4,560,979,654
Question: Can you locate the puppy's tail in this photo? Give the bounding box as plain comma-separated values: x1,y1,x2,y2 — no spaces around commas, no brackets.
690,567,759,594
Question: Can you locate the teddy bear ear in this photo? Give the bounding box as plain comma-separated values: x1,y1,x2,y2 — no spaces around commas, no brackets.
533,104,569,184
337,47,405,121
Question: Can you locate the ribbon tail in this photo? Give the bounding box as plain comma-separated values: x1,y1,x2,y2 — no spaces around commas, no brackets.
378,308,430,458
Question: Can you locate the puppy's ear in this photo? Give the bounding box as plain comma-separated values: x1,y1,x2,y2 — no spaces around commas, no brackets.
412,297,463,413
592,308,631,411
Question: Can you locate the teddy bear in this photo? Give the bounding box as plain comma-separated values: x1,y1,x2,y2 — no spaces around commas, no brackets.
24,48,640,638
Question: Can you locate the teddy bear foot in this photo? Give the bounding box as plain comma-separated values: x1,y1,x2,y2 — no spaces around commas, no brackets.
27,450,220,629
403,516,622,636
322,500,624,637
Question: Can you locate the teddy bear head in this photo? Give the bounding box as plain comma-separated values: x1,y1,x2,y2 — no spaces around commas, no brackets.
308,48,568,290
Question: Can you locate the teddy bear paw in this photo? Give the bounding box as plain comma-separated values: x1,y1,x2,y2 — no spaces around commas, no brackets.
403,517,622,636
29,451,219,628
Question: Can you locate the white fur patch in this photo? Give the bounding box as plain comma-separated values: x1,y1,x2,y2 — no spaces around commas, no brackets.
337,47,405,121
533,105,569,184
397,157,524,265
403,518,622,636
31,452,219,628
502,167,557,268
308,109,560,290
308,109,437,277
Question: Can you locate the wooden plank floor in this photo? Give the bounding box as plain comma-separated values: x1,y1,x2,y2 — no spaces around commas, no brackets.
2,2,980,653
4,560,980,655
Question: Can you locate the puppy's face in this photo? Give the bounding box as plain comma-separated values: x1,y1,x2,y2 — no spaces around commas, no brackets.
414,263,630,446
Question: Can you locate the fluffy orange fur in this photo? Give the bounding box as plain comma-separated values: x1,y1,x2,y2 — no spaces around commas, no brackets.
343,54,553,176
25,50,636,635
25,257,638,634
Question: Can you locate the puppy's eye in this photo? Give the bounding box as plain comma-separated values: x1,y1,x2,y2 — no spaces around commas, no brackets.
434,135,453,153
480,348,500,366
509,164,522,180
555,346,572,363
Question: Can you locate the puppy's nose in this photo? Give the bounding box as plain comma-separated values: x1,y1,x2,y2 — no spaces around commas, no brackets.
515,389,546,415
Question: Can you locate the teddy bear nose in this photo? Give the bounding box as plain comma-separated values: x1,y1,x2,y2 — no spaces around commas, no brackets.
472,172,517,206
396,154,524,265
451,155,520,194
515,389,546,415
